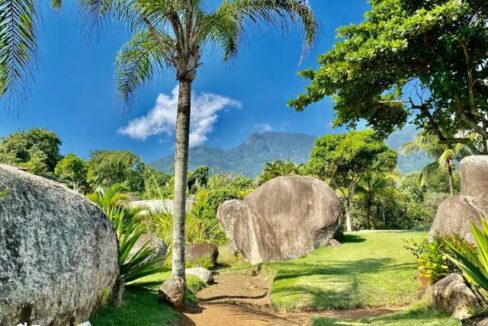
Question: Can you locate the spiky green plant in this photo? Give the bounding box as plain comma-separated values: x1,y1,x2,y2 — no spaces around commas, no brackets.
446,220,488,291
106,206,165,288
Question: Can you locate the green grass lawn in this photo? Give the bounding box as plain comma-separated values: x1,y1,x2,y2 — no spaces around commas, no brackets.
90,272,204,326
268,231,429,311
311,305,460,325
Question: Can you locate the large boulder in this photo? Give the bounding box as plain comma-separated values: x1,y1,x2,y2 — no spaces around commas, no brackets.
185,243,219,268
432,273,480,320
0,164,119,326
430,196,488,243
129,234,167,262
461,156,488,199
217,176,342,264
430,156,488,243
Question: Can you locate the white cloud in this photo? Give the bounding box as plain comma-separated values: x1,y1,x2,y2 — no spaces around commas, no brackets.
254,123,273,133
119,86,241,147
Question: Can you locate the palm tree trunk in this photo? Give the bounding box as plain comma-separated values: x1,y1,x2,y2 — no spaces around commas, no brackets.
448,162,454,196
345,201,352,232
172,79,192,281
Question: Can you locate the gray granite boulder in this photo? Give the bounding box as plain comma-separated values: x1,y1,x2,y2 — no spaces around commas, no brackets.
430,156,488,243
432,273,480,320
158,277,185,308
217,176,342,264
186,267,214,284
129,234,167,262
0,164,119,326
185,243,219,268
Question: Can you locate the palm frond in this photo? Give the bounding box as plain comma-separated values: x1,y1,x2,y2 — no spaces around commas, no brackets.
0,0,37,102
116,29,174,102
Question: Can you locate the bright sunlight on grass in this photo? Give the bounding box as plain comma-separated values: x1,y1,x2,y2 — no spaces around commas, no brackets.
268,231,428,311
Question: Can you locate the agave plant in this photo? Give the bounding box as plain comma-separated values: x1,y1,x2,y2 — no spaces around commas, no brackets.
106,206,165,289
445,219,488,291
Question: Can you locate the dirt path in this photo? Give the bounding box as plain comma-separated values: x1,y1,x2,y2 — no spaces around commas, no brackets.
179,273,399,326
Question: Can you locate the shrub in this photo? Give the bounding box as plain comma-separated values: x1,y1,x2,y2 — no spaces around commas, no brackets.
406,236,461,284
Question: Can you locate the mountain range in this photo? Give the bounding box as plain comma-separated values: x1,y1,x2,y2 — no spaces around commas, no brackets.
151,128,431,177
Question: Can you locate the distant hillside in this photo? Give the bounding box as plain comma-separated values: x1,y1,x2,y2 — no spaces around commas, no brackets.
151,132,316,177
152,128,430,177
386,125,431,174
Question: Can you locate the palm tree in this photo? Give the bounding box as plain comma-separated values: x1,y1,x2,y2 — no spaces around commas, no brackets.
0,1,62,101
81,0,317,283
402,131,472,196
356,171,400,229
257,160,300,185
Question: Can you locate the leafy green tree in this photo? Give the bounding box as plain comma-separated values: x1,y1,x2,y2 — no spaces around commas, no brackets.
187,166,209,194
141,165,172,199
0,1,62,102
257,160,300,186
290,0,488,153
83,0,317,283
0,128,62,176
87,150,143,191
307,130,397,232
402,131,471,195
54,153,88,192
356,171,399,230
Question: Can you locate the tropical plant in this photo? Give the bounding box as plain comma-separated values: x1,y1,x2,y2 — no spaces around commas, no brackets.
0,1,62,103
446,219,488,292
402,131,471,196
86,184,131,210
257,160,300,186
81,0,318,283
356,171,400,230
406,237,460,284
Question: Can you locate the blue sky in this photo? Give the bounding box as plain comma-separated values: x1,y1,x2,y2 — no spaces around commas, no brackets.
0,0,370,162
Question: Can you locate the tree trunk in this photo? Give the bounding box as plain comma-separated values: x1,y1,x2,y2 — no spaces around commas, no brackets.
366,195,372,230
345,200,352,232
172,79,192,281
448,161,454,196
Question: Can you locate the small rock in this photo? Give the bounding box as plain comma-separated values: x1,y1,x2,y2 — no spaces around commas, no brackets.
129,234,167,262
329,239,341,249
432,273,480,320
186,267,214,284
186,243,219,268
158,277,186,308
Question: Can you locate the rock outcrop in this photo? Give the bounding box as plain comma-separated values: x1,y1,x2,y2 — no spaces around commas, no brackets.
186,267,214,285
0,164,119,326
431,156,488,242
129,234,167,262
432,273,480,320
158,277,185,308
217,176,342,264
185,243,219,268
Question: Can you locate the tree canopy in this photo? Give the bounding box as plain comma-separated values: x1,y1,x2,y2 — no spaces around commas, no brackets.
290,0,488,153
0,128,62,176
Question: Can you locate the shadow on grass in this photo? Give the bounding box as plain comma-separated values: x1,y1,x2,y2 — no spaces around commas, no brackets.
270,258,415,310
338,233,367,244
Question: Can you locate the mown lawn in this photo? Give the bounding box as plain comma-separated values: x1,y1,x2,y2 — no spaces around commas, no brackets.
268,231,430,311
90,272,204,326
311,305,460,325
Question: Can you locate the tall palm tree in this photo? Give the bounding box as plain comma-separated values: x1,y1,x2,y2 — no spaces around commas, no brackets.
0,1,62,101
402,131,472,196
356,171,400,229
81,0,317,283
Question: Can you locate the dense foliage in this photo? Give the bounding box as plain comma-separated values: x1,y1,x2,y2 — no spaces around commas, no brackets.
291,0,488,153
0,129,62,176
